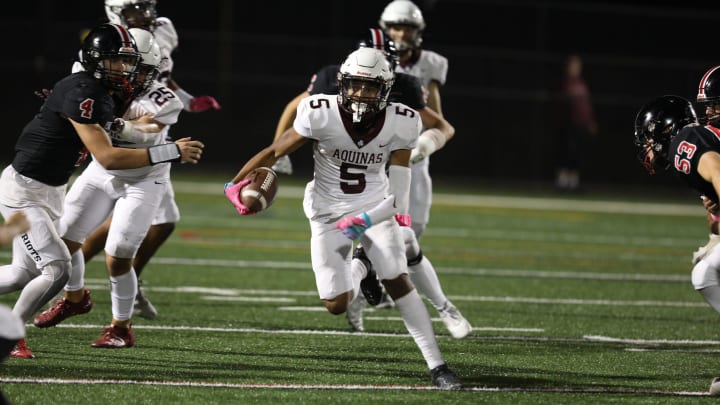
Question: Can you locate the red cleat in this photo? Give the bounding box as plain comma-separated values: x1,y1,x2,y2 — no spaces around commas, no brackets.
33,289,92,328
91,325,135,348
9,338,35,359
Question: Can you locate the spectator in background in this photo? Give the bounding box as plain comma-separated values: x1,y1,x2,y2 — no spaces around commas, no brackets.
554,54,598,192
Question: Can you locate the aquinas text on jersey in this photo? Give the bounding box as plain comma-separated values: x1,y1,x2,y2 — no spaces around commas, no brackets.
332,149,384,165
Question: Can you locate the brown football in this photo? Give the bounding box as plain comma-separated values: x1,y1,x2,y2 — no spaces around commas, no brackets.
240,167,279,213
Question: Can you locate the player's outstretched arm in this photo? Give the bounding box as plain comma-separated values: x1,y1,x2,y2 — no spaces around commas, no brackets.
167,77,221,113
413,106,455,163
71,119,204,168
229,129,307,184
0,212,30,246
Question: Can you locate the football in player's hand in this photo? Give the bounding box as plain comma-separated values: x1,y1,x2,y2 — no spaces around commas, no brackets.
241,167,279,213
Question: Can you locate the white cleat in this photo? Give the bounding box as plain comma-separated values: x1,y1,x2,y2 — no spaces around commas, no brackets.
710,377,720,396
134,286,158,320
439,302,472,339
692,234,720,265
271,155,293,175
346,295,366,332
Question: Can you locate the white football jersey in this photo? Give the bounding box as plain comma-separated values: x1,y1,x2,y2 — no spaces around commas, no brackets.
396,49,448,97
295,95,420,222
100,82,183,181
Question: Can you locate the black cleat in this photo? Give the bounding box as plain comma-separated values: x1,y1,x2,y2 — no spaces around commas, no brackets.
430,364,463,390
354,247,383,306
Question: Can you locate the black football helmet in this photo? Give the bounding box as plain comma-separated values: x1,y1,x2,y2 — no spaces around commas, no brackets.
81,23,140,92
696,65,720,123
357,28,399,71
634,95,698,174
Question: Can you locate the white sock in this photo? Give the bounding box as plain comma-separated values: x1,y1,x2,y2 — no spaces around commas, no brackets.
350,258,367,302
110,270,137,321
699,286,720,314
408,256,448,312
394,288,444,369
65,249,86,291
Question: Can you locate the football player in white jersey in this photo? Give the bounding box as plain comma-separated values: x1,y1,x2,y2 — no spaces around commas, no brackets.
33,28,186,348
269,29,469,338
80,0,221,319
224,47,461,390
373,0,470,331
380,0,448,239
0,23,202,359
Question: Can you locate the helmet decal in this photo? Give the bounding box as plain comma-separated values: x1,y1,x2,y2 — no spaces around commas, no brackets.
698,65,720,101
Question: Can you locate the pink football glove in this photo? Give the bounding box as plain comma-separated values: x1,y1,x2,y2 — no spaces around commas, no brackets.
336,213,372,240
394,214,412,227
189,96,221,112
224,180,255,216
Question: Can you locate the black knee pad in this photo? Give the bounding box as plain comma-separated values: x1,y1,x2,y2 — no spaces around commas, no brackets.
407,249,423,267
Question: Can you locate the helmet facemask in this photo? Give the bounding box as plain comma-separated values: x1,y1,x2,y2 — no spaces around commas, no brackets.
383,24,422,52
697,65,720,124
378,0,425,51
128,28,161,96
633,95,698,174
634,124,673,175
337,48,394,124
82,24,140,93
339,77,390,123
106,0,157,29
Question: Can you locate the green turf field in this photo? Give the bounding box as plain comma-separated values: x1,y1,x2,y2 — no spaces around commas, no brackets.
1,174,719,403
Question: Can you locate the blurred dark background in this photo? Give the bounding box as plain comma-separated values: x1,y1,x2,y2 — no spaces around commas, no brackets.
4,0,720,192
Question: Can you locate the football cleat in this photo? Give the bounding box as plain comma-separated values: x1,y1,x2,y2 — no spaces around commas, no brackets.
134,282,158,320
271,155,293,175
439,302,472,339
430,364,462,390
354,247,383,305
91,325,135,348
692,234,720,265
9,338,35,359
346,295,366,332
33,289,93,328
710,377,720,396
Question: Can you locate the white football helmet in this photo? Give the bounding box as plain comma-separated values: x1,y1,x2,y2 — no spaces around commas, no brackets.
129,27,161,94
337,47,394,123
379,0,425,50
105,0,158,29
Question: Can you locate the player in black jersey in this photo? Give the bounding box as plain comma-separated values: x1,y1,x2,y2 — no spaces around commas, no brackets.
0,23,204,359
635,94,720,316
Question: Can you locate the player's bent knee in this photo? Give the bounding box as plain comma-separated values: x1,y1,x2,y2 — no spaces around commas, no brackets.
322,292,351,314
382,274,413,300
401,226,421,260
42,260,71,284
692,260,719,290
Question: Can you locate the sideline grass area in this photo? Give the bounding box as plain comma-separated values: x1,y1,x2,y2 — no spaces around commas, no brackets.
1,172,718,404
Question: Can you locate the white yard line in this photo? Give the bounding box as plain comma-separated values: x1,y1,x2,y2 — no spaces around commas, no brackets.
172,181,704,216
0,376,709,396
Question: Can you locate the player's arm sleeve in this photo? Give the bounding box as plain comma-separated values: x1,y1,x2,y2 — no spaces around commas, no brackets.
292,97,316,138
431,53,449,85
149,96,184,126
62,86,113,124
